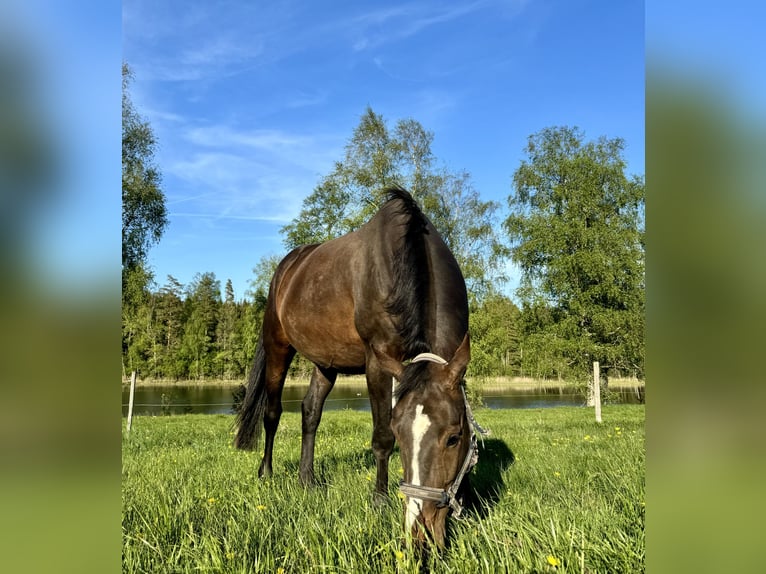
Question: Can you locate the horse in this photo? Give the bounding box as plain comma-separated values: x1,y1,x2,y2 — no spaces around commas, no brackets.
234,186,480,547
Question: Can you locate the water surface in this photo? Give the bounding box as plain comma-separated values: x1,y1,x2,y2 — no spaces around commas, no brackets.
122,382,644,416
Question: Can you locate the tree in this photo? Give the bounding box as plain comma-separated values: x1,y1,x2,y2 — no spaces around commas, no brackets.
246,255,281,308
281,107,506,301
122,62,167,378
504,126,644,379
154,275,187,379
122,63,167,273
215,279,242,379
180,272,221,379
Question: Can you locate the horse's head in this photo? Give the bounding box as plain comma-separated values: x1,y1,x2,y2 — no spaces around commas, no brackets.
381,334,473,547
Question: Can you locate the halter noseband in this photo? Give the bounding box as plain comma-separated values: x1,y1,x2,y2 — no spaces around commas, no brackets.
399,352,489,518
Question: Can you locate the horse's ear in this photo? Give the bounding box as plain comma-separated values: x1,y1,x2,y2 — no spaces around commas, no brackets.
372,346,404,381
447,333,470,388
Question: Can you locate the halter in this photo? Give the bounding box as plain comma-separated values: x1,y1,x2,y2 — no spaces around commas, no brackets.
398,352,489,518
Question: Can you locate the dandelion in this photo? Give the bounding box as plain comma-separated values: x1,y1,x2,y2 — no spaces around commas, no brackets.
395,550,405,561
547,555,561,567
277,568,285,574
256,504,267,511
207,497,216,505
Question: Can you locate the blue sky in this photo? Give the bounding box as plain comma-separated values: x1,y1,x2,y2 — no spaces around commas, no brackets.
123,0,644,302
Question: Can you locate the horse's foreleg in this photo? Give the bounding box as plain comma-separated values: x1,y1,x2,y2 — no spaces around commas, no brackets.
366,364,395,503
259,344,295,478
299,366,337,486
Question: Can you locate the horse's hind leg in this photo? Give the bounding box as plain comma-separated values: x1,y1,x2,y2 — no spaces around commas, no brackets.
299,366,337,486
259,343,296,478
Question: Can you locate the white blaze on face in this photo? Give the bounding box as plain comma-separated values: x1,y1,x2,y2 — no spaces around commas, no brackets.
405,404,431,530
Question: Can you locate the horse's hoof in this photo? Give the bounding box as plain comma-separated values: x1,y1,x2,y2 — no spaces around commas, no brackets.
372,491,388,507
299,473,316,487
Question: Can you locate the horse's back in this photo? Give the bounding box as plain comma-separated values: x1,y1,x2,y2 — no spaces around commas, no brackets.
268,189,467,370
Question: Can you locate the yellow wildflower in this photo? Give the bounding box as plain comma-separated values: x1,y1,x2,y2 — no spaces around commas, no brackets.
256,504,267,511
547,555,561,567
395,550,405,561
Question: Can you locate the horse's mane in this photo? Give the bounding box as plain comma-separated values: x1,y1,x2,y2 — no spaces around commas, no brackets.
394,361,430,401
383,186,431,359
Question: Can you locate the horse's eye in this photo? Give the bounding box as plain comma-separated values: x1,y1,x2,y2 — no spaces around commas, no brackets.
446,434,461,447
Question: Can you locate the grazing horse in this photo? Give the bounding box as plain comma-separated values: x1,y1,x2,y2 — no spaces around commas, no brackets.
234,187,479,546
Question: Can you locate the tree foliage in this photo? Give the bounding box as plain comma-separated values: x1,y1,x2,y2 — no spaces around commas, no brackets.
469,292,522,377
281,107,506,301
122,62,167,273
122,273,249,380
505,126,645,379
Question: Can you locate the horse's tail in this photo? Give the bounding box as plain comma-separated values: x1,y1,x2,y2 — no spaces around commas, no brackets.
234,333,267,450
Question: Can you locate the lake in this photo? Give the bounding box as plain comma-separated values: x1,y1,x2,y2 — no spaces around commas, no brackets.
122,382,644,416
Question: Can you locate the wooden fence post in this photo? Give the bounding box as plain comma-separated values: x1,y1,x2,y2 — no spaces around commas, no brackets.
593,361,602,423
127,370,137,433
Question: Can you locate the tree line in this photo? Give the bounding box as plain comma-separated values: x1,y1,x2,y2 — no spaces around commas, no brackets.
121,272,528,381
122,65,644,383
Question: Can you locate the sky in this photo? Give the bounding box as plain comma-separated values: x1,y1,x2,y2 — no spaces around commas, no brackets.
123,0,645,302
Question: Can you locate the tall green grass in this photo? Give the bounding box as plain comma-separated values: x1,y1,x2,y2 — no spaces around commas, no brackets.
122,406,644,573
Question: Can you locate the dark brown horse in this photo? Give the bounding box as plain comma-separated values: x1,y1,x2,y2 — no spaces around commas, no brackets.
234,187,478,546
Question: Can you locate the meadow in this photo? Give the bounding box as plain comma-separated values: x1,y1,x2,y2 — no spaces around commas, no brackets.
122,405,644,573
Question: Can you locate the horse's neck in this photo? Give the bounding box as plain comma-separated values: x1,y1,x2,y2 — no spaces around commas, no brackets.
420,238,468,358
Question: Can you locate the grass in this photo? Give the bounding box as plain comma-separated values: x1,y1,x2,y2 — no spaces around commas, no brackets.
122,405,644,573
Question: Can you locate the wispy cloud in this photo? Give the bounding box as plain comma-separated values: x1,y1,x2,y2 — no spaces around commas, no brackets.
172,212,290,223
183,126,314,151
348,0,496,52
159,122,343,225
123,0,283,82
